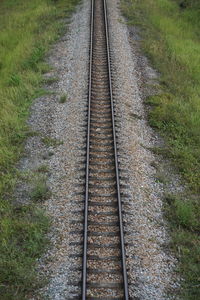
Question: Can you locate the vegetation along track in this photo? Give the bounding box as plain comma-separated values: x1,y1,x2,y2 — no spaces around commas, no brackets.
81,0,129,298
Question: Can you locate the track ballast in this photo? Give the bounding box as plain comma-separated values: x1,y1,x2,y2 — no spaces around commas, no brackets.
82,0,129,299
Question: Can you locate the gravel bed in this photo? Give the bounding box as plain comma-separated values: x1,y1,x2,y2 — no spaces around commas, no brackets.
87,248,121,257
88,288,124,298
107,0,180,299
89,206,117,213
89,215,118,222
88,235,119,244
88,273,122,282
87,259,121,269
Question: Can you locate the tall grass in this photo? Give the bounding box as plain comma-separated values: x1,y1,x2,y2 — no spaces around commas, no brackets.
122,0,200,192
121,0,200,298
0,0,79,298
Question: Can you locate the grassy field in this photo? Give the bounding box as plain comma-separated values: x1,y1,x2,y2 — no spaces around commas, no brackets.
121,0,200,299
0,0,79,298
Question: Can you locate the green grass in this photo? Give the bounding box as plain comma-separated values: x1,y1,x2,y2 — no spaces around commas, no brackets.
165,193,200,299
36,164,49,173
0,204,49,300
42,136,63,147
122,0,200,192
121,0,200,298
59,93,68,103
30,176,51,202
0,0,79,298
43,76,59,84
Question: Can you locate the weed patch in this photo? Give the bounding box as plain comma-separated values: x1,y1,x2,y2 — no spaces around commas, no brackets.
59,93,68,103
30,177,51,202
36,164,49,173
42,136,63,147
43,76,59,85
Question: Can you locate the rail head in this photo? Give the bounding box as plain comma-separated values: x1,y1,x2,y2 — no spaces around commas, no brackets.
103,0,129,299
82,0,94,298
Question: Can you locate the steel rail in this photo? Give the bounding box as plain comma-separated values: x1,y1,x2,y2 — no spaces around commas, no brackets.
82,0,94,298
103,0,129,298
82,0,129,298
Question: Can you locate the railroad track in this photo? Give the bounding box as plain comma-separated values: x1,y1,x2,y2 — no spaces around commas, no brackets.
82,0,129,298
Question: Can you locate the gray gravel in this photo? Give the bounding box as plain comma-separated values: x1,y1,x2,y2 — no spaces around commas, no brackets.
14,0,182,299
